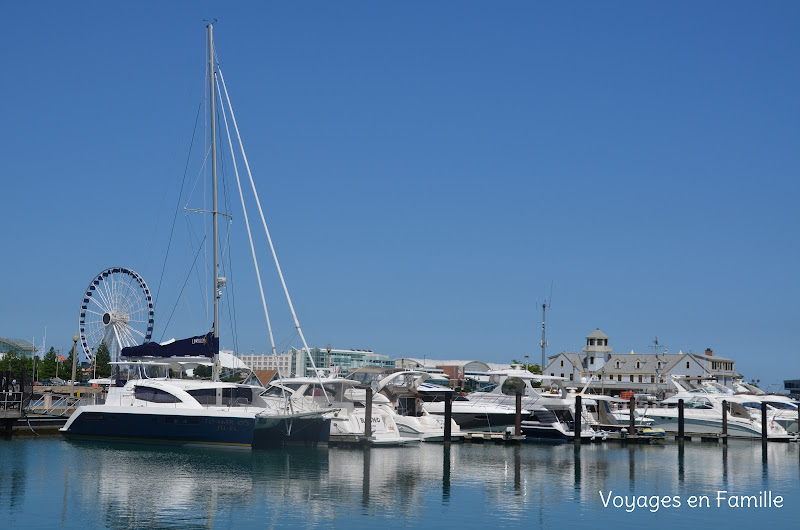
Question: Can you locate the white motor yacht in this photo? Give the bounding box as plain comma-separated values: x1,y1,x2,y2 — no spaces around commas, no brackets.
641,393,792,440
270,377,416,445
348,368,464,442
466,369,595,440
417,382,529,433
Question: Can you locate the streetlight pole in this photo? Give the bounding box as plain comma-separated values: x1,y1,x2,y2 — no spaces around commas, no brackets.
524,355,529,372
71,333,79,397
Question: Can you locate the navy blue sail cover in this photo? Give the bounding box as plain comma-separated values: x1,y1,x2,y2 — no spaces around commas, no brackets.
121,332,218,359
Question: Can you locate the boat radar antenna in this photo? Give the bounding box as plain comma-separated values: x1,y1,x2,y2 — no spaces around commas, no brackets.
539,282,553,371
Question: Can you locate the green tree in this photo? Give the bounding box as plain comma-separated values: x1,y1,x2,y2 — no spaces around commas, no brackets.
39,347,58,380
194,365,212,379
512,359,542,388
2,350,36,382
2,349,19,372
513,359,542,374
94,342,111,378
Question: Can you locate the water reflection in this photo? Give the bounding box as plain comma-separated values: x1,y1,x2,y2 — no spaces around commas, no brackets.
1,438,799,527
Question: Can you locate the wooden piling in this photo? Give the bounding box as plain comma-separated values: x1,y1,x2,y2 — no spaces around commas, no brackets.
629,395,636,435
761,402,768,442
364,388,373,439
574,395,581,441
677,399,685,440
515,393,522,438
722,399,728,444
444,391,452,443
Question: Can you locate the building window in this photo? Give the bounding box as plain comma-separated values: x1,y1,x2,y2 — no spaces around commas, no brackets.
617,375,622,381
590,357,594,365
560,360,564,367
638,375,643,383
569,374,574,381
560,373,565,379
657,362,662,369
629,375,634,382
650,376,655,383
608,374,614,380
615,361,621,369
686,361,690,369
551,373,554,377
635,361,641,369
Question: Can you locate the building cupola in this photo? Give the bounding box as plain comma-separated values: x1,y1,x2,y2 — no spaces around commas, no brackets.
583,328,612,371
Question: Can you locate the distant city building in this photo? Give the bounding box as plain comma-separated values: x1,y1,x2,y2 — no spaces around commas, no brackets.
543,328,740,396
235,350,294,376
784,380,800,400
0,337,37,359
394,358,513,386
236,347,394,377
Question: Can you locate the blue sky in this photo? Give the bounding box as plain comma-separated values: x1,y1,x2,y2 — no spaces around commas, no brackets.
2,2,798,390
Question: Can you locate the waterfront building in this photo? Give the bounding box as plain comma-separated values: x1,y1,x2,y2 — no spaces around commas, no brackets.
394,358,514,387
0,337,37,359
236,347,394,377
543,328,740,397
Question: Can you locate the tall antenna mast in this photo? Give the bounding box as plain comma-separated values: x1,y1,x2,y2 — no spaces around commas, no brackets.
540,282,553,370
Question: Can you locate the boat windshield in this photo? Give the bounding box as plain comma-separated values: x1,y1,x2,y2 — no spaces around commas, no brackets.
112,363,168,385
686,398,713,409
765,401,796,410
262,385,290,397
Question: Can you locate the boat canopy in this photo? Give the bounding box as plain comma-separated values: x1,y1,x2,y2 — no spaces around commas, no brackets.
121,332,218,359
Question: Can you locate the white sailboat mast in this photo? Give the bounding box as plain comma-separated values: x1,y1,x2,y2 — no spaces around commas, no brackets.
208,23,221,381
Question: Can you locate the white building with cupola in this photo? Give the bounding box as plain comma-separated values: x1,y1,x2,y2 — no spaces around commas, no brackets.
543,328,740,397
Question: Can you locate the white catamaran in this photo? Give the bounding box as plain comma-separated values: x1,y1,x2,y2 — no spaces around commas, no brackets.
61,24,334,448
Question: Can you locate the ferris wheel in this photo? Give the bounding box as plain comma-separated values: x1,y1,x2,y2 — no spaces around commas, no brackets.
79,267,155,363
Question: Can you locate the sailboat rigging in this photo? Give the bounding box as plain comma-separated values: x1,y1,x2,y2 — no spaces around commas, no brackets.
60,24,334,447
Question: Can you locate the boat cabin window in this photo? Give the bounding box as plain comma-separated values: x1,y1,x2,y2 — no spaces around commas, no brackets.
134,386,181,403
303,383,341,401
223,387,253,406
186,387,254,406
187,388,217,405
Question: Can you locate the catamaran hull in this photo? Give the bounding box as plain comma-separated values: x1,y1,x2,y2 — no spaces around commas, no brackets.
253,416,331,447
60,406,255,447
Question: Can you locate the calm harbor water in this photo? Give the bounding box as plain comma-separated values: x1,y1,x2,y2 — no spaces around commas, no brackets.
1,437,798,528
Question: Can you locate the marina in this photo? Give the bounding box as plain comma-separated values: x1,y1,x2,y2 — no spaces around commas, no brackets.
3,4,799,528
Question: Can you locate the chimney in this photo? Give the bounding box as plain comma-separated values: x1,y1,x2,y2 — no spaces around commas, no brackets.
705,348,713,356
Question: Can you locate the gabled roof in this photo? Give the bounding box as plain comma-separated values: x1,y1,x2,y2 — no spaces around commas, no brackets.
687,352,735,363
252,370,278,386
